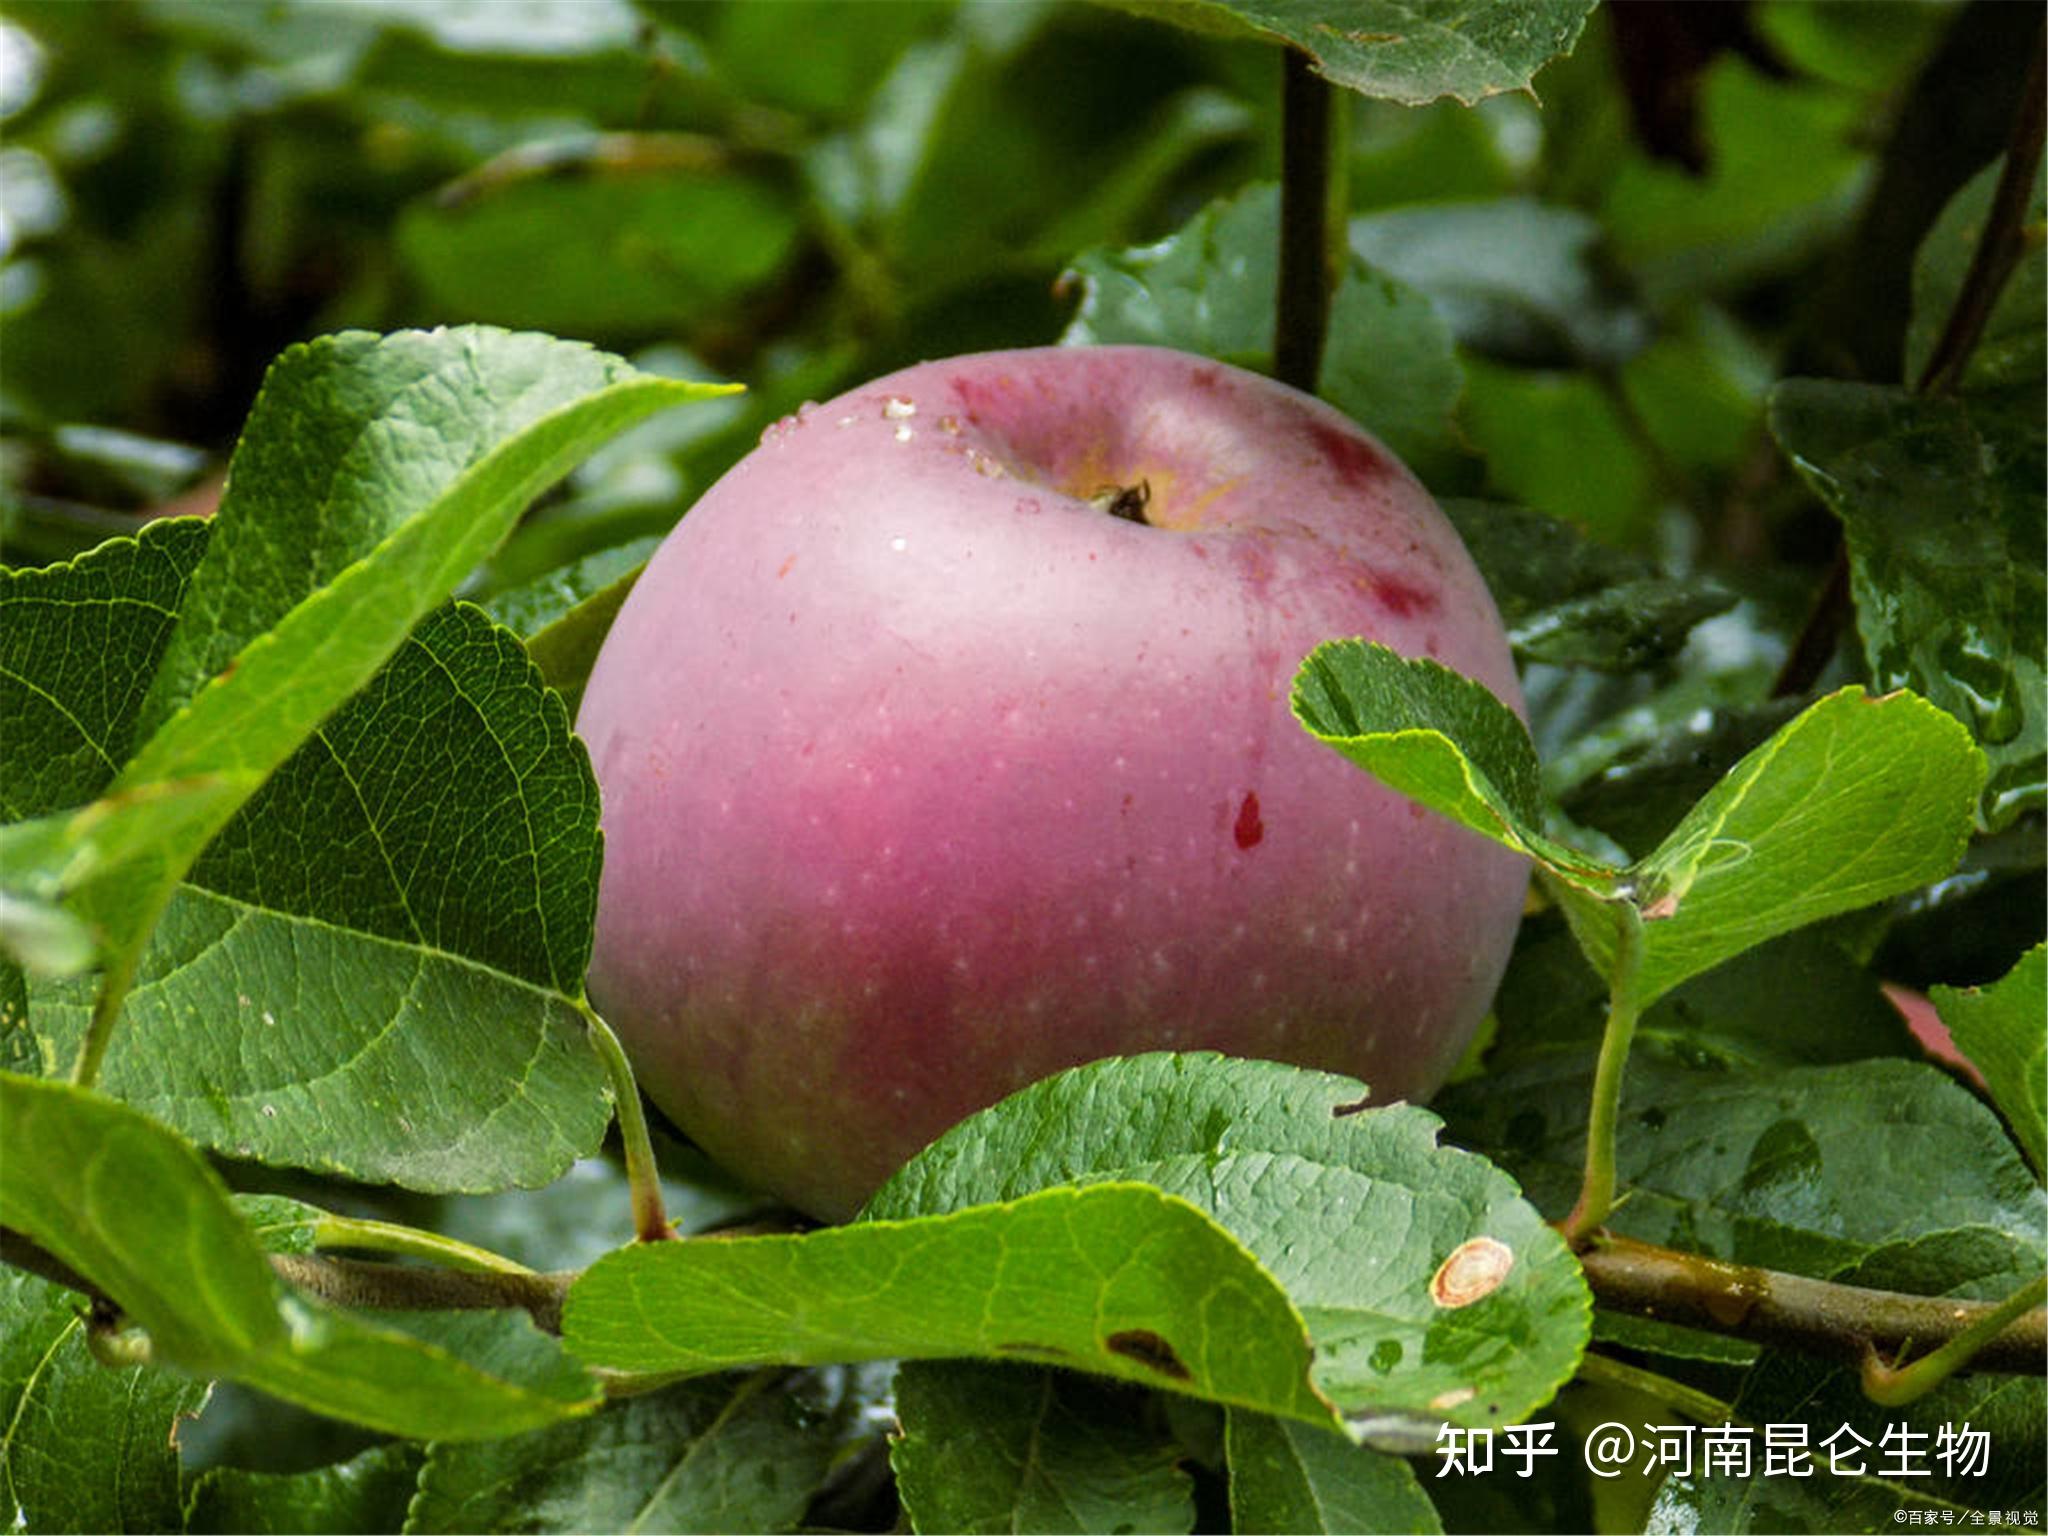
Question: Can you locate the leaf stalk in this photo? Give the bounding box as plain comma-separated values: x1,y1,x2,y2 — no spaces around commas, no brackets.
1559,905,1645,1246
1914,38,2046,397
577,998,675,1243
309,1214,537,1276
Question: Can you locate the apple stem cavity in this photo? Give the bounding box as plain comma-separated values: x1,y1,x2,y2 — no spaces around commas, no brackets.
1090,479,1154,525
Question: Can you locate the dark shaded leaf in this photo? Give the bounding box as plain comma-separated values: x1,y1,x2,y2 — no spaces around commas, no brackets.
1770,380,2045,830
893,1362,1195,1535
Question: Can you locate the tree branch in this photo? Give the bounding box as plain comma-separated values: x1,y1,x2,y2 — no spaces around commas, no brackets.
1274,47,1335,394
0,1225,105,1304
1580,1232,2048,1376
1914,37,2045,396
10,1224,2041,1392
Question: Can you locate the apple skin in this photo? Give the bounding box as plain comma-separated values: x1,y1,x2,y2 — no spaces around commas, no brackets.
578,345,1528,1221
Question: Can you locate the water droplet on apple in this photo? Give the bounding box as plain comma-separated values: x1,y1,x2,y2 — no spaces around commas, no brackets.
938,414,961,435
894,424,914,442
883,395,916,420
836,414,857,429
890,536,908,552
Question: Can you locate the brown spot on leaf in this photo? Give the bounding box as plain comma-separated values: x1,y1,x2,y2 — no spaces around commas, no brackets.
1431,1237,1514,1308
1104,1329,1192,1380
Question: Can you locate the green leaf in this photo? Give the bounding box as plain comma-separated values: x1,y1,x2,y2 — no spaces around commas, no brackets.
893,1361,1195,1536
1618,303,1773,474
867,1054,1591,1434
345,7,729,132
184,1442,424,1536
19,331,724,1079
1753,0,1953,94
1291,640,1608,879
1060,183,1465,478
1770,379,2046,829
408,1372,843,1534
0,1267,209,1535
0,1073,601,1439
712,0,944,120
1438,1049,2048,1279
1296,644,1985,1008
1110,0,1594,106
1226,1410,1442,1534
811,18,1248,303
133,330,718,759
1458,356,1657,548
563,1182,1336,1430
24,603,612,1192
1487,920,1917,1074
480,536,656,713
1349,200,1645,366
398,140,802,334
1615,687,1985,1006
1934,945,2047,1179
0,774,256,978
1905,155,2047,392
0,518,209,821
1555,697,1804,859
1438,500,1734,673
1533,631,1787,807
1645,1471,1992,1535
1601,60,1871,300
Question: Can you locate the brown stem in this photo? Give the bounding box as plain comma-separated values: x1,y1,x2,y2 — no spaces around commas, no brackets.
1770,544,1852,699
1915,37,2046,396
0,1225,104,1304
1580,1232,2047,1375
1274,47,1334,395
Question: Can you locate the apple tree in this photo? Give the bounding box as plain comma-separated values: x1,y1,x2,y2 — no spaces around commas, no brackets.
0,2,2041,1532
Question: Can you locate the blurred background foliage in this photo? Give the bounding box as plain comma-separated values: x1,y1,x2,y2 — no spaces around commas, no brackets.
1,0,2015,584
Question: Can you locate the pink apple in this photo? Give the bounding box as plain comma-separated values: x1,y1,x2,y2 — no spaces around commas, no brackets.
577,346,1528,1221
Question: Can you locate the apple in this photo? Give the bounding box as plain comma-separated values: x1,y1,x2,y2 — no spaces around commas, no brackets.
577,345,1528,1221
